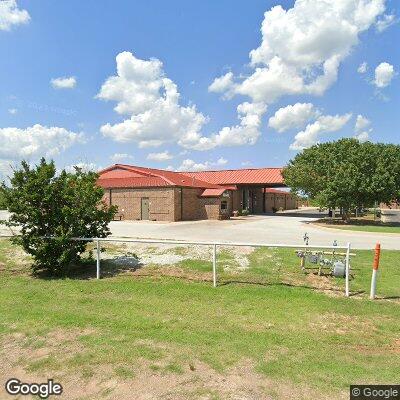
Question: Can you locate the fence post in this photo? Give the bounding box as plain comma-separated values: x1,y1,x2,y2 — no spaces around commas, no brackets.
213,243,217,287
370,243,381,300
96,239,101,279
345,242,351,297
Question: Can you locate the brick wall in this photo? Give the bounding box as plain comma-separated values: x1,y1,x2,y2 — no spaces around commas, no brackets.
252,187,264,213
103,188,176,221
103,187,226,221
265,192,298,211
181,188,222,220
265,193,275,211
102,186,300,221
381,202,400,210
232,190,242,212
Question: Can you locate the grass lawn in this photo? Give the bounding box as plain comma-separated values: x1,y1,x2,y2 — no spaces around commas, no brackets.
314,214,400,234
0,238,399,399
317,223,400,234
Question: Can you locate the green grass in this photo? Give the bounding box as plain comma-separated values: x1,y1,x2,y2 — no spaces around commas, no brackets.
314,215,400,234
0,238,399,398
319,224,400,233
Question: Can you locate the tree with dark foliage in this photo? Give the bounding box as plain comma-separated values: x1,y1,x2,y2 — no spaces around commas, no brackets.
283,139,400,220
1,159,117,276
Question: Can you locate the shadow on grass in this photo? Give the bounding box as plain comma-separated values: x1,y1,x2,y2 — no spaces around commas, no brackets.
33,255,144,280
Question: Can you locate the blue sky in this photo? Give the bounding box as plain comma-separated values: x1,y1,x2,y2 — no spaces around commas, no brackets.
0,0,399,177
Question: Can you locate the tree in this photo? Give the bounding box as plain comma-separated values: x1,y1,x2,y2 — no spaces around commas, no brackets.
283,139,400,220
1,159,117,275
0,186,6,209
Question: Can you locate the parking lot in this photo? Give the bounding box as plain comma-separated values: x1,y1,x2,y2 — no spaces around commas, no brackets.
1,208,399,249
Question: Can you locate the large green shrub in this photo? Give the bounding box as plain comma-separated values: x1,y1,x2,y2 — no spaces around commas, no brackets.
1,159,117,276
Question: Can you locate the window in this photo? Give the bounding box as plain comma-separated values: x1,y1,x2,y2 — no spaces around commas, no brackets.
221,200,228,210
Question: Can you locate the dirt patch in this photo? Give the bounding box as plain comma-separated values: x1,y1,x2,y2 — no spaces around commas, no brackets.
0,349,340,400
134,265,213,283
0,328,342,399
308,312,376,335
354,337,400,355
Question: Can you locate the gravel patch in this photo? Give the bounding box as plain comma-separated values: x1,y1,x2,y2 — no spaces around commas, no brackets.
103,243,255,271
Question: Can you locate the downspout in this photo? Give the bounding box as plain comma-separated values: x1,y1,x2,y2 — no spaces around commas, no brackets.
109,189,112,206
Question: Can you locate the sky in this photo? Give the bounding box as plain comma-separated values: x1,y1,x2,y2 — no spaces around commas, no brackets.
0,0,399,178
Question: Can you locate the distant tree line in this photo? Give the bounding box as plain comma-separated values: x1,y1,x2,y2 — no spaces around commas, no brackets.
283,139,400,220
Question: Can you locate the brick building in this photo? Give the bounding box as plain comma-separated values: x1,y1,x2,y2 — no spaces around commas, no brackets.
264,188,298,211
97,164,297,221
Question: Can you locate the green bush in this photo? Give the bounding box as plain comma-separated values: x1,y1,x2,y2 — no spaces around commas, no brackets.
1,159,117,276
241,209,250,216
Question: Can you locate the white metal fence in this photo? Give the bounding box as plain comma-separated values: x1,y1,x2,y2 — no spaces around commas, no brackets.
64,237,352,297
0,234,352,296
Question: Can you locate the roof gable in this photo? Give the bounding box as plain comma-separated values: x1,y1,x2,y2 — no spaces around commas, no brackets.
98,164,222,189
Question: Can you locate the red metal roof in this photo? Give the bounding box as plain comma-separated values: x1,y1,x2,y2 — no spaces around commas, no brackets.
98,177,168,189
181,168,284,185
98,165,285,190
200,188,227,197
97,164,221,189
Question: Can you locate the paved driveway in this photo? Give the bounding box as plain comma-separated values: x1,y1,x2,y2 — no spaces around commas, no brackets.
108,208,399,250
1,208,399,249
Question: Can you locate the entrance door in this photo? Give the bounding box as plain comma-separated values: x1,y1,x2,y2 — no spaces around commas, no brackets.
141,198,149,220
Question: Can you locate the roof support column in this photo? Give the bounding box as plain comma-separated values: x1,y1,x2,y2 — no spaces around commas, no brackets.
263,186,266,213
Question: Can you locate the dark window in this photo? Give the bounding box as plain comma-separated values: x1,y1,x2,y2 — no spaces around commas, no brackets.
221,200,228,210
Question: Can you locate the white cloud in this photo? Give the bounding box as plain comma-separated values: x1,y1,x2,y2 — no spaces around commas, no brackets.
97,53,269,151
97,51,207,149
290,113,352,150
241,161,252,167
212,0,386,104
355,115,371,132
183,102,267,151
0,159,13,181
0,124,83,159
208,72,236,99
146,151,173,162
0,0,30,31
51,76,77,89
357,62,368,74
374,62,395,88
355,131,370,142
8,108,17,115
216,157,228,165
375,13,397,32
354,114,372,142
268,103,321,133
177,157,228,172
110,153,134,163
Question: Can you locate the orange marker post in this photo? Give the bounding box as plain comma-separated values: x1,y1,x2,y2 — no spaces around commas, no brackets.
370,243,381,299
